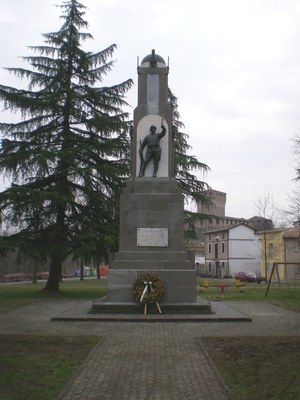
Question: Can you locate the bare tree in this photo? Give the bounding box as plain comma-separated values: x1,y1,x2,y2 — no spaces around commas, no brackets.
255,192,288,229
283,190,300,226
282,135,300,226
254,192,275,221
292,134,300,181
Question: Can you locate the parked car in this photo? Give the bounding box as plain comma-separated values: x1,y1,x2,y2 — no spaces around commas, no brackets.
235,271,257,282
235,272,247,281
245,272,257,282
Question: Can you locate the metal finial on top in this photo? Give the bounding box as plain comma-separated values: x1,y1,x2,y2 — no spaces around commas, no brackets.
150,49,157,68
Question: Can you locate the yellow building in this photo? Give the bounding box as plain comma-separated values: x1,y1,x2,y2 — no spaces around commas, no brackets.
260,228,300,280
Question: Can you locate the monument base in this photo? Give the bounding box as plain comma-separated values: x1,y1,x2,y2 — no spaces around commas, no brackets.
91,296,212,315
107,177,198,305
107,268,196,303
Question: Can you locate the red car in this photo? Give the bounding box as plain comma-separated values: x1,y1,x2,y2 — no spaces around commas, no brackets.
235,272,257,282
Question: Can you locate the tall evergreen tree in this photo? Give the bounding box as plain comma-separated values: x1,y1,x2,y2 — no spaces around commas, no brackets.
0,0,133,291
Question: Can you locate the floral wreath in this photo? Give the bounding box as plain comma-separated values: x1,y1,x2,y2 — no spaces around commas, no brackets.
133,272,165,304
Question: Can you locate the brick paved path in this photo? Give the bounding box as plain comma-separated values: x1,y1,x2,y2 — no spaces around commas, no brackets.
57,330,230,400
0,300,299,400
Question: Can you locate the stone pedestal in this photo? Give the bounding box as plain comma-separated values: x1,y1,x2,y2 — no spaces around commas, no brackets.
107,178,197,304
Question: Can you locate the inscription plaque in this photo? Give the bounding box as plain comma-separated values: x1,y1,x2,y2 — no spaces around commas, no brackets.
137,228,168,247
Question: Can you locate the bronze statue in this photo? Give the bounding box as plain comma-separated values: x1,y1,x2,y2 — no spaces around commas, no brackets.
139,124,166,177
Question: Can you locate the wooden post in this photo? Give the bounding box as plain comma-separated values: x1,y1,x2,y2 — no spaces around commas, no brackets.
275,263,282,297
265,262,276,296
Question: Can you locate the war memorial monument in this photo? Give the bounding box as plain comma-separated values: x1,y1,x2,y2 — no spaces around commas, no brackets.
92,50,211,314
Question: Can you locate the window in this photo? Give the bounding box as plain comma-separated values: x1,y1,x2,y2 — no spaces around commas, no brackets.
268,243,276,257
208,262,212,272
208,243,211,254
221,242,225,253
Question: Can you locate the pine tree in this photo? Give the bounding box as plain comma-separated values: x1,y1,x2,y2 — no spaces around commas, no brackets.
0,0,133,291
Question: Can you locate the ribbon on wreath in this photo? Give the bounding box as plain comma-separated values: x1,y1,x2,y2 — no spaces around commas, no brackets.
140,281,153,303
140,280,162,315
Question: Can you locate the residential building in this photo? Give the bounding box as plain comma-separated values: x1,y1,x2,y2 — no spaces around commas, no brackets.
188,188,272,273
204,224,260,277
189,188,250,257
283,227,300,280
260,227,300,280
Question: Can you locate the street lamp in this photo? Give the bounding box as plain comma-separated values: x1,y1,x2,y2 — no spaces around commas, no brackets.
215,235,220,278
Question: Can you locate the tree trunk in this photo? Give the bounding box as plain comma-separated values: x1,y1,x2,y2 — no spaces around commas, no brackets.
44,197,66,292
96,257,100,280
32,259,38,284
44,253,62,292
80,258,84,281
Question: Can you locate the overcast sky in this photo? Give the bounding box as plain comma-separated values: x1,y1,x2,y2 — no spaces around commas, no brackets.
1,0,299,221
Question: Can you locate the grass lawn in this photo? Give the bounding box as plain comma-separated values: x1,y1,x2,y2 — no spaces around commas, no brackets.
0,278,107,313
201,336,300,400
198,279,300,312
199,280,300,398
0,335,99,400
1,277,299,312
0,280,103,399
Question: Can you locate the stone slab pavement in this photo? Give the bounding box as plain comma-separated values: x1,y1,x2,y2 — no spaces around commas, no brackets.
0,300,299,400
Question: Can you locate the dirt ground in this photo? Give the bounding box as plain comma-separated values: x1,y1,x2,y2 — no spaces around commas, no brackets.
202,336,300,400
